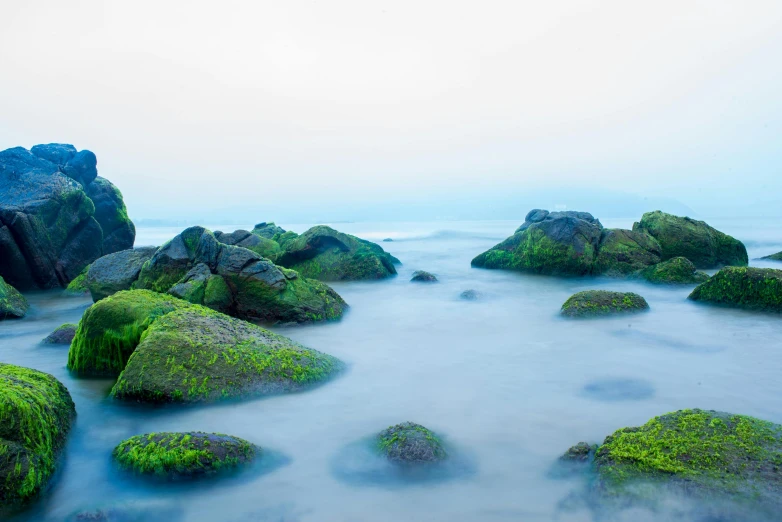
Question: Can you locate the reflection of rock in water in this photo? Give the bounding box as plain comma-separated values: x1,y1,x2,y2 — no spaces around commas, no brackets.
330,438,476,488
580,378,655,402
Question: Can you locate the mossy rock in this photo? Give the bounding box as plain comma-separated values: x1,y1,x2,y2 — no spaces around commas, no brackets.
63,266,90,296
251,222,286,240
592,409,782,504
376,422,447,464
762,251,782,261
637,256,710,284
459,289,480,300
633,211,748,268
593,229,662,276
113,432,258,479
0,363,75,510
411,270,438,282
560,442,596,462
67,290,193,376
688,266,782,312
561,290,649,317
0,275,28,319
274,225,398,281
214,229,281,259
111,305,344,404
42,323,78,345
86,247,156,301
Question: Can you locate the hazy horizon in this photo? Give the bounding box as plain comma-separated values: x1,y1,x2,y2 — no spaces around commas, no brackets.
2,1,781,222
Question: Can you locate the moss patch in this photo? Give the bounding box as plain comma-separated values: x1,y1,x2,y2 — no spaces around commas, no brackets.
0,363,75,508
113,432,257,478
637,257,710,284
688,266,782,312
42,323,78,345
377,422,447,463
0,275,28,319
63,266,90,295
561,290,649,318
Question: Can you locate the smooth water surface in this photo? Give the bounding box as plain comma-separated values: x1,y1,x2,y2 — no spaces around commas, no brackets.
2,218,782,521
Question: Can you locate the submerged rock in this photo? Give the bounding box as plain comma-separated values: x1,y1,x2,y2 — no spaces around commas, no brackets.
633,211,747,269
376,422,447,464
561,290,648,318
0,275,28,319
560,442,596,462
636,256,710,284
459,289,480,300
86,247,157,301
0,144,135,290
0,363,75,510
111,305,344,403
761,251,782,261
688,266,782,313
113,432,258,478
43,323,77,344
411,270,438,283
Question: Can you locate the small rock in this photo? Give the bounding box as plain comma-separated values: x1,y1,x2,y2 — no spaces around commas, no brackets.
411,270,438,283
43,323,77,344
382,238,393,242
376,422,447,464
561,290,649,318
459,289,479,300
560,442,596,462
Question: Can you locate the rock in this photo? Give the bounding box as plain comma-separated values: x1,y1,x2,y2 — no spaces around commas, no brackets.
560,442,596,462
376,422,447,464
111,305,344,403
761,251,782,261
63,501,184,522
472,210,604,276
688,267,782,312
633,211,748,268
636,257,710,284
43,323,77,344
593,229,662,276
411,270,438,282
68,290,193,377
135,227,347,323
86,247,157,301
0,275,28,319
0,145,135,290
382,238,393,242
64,266,91,296
591,409,782,505
561,290,649,318
273,225,398,280
459,289,479,300
251,222,286,240
113,432,258,478
0,363,75,510
214,229,280,259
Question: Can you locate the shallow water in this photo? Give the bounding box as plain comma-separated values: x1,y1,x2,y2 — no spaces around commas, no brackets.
2,218,782,521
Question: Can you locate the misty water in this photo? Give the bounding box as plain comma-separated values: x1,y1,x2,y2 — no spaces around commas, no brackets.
3,218,782,522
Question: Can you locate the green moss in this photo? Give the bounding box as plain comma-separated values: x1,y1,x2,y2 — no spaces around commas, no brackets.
593,229,661,276
111,305,344,403
113,432,257,478
595,409,782,497
688,266,782,312
0,363,75,507
63,266,90,295
67,290,193,376
376,422,447,463
561,290,649,317
637,257,710,284
203,275,232,310
0,276,28,319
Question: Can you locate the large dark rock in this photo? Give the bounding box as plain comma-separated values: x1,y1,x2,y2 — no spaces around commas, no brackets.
633,211,748,269
0,145,135,290
86,247,156,301
0,275,28,319
134,227,347,323
688,267,782,312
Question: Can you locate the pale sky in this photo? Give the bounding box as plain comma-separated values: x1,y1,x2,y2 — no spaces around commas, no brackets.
2,1,781,221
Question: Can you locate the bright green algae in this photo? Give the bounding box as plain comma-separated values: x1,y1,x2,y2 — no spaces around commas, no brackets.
376,422,447,463
688,266,782,312
560,290,649,318
67,290,193,376
594,409,782,502
63,265,90,295
113,432,257,478
111,305,344,403
636,256,710,284
0,275,28,319
0,363,75,508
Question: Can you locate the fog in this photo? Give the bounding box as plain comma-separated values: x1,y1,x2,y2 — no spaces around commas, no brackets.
1,1,781,221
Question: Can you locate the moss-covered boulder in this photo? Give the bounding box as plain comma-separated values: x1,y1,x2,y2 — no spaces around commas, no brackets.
0,363,75,510
762,251,782,261
215,229,280,259
472,210,605,276
272,225,399,281
0,275,28,319
251,222,286,239
63,266,90,296
68,290,192,376
86,247,157,301
593,229,662,276
633,211,747,269
111,306,343,403
42,323,77,344
0,144,135,290
637,256,710,284
561,290,649,317
560,442,596,462
113,432,258,479
411,270,438,282
591,409,782,505
688,266,782,312
135,226,347,323
376,422,447,464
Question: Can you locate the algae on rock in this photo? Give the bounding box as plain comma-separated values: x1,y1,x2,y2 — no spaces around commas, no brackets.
0,275,28,319
561,290,649,318
688,266,782,312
